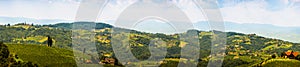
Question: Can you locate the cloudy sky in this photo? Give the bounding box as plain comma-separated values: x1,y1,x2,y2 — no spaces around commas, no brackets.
0,0,300,27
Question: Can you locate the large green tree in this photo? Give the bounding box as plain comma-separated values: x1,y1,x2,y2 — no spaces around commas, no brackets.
0,42,9,66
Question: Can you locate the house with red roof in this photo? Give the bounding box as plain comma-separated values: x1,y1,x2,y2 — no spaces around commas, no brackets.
282,50,299,59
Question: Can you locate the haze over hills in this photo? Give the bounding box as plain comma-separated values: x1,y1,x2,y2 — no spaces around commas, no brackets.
0,16,299,43
0,16,69,25
195,21,300,43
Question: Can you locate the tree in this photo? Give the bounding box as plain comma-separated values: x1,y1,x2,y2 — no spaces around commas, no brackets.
0,42,38,66
83,48,86,54
281,52,286,58
47,35,53,47
271,54,276,58
0,41,10,66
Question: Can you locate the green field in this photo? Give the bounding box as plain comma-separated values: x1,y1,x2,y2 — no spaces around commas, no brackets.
2,23,300,67
6,44,77,67
262,59,300,67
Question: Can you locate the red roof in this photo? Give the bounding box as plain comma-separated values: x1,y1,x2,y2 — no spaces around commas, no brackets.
285,51,299,56
293,52,299,56
286,52,292,55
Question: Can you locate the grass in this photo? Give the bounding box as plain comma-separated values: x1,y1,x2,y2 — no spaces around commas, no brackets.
26,36,48,43
6,44,77,67
262,59,300,67
6,43,299,67
13,36,48,44
13,25,31,29
262,44,292,51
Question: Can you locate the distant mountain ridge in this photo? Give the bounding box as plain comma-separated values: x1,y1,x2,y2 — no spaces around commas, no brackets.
194,21,300,43
45,22,113,29
0,16,67,25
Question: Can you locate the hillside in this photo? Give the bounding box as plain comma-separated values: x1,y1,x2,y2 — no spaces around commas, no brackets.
0,22,300,66
6,44,77,66
195,21,300,43
262,59,300,67
44,22,113,29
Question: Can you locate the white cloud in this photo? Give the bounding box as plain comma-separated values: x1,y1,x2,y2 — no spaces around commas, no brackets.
99,0,300,27
98,0,206,24
97,0,137,22
0,0,80,20
220,0,300,27
0,0,299,27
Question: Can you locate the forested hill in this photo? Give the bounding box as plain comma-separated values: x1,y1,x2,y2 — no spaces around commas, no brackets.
1,22,300,66
43,22,113,29
1,22,299,52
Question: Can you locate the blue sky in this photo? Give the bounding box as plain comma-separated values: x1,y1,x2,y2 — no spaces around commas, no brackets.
0,0,300,27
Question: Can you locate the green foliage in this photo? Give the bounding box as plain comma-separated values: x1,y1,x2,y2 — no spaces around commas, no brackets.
159,61,179,67
263,59,300,67
1,22,300,67
0,42,38,66
45,22,113,30
222,59,249,67
0,42,10,66
6,44,76,66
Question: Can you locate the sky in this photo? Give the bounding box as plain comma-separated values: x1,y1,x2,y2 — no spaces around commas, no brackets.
0,0,300,27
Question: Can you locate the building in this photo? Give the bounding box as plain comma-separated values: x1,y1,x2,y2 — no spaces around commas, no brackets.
282,50,299,59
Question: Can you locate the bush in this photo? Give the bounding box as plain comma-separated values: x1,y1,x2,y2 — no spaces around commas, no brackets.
0,42,10,66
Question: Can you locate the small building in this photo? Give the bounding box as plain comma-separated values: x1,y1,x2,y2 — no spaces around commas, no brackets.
282,50,299,59
104,58,115,64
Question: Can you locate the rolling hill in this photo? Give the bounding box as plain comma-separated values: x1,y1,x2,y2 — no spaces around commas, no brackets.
194,21,300,43
0,22,300,67
262,59,300,67
6,44,77,67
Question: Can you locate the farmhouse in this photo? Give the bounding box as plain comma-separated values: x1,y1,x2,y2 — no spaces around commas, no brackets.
282,50,299,59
